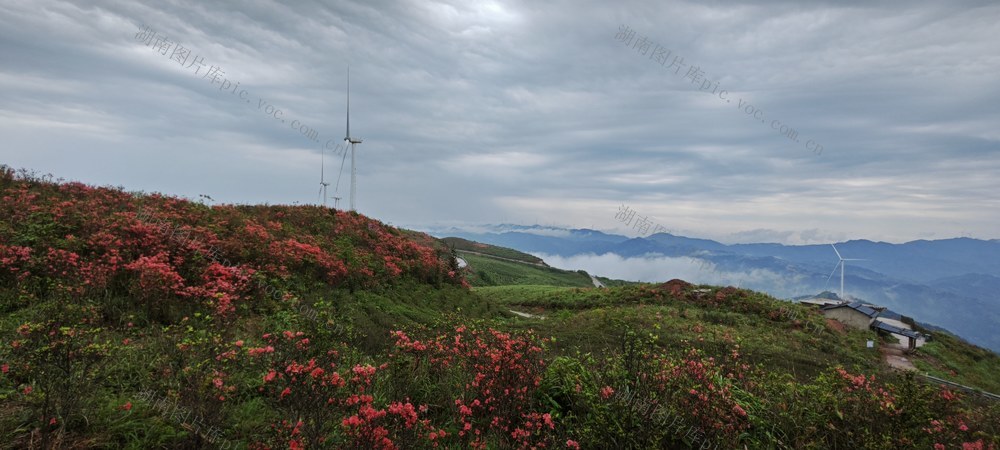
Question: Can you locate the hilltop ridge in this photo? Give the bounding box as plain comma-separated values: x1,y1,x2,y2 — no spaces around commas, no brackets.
1,167,998,449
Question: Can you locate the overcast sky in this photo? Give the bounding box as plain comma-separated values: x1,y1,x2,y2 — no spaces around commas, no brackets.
2,0,998,244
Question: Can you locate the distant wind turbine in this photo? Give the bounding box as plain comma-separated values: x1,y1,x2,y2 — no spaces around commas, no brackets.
344,65,363,211
318,144,331,207
825,244,867,300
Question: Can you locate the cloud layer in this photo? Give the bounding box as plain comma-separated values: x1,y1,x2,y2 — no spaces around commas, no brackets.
534,252,810,297
1,0,998,244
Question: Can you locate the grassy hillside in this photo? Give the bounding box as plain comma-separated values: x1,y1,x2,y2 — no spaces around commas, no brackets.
913,331,1000,394
477,283,1000,394
1,166,998,449
459,252,594,288
477,284,879,377
442,237,545,265
447,237,639,289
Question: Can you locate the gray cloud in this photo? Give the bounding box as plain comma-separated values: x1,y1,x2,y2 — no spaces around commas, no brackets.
1,0,998,244
533,252,810,296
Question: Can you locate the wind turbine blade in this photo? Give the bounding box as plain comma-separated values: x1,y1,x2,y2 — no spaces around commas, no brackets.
334,140,349,193
348,66,351,138
842,258,866,261
824,262,840,287
831,244,842,260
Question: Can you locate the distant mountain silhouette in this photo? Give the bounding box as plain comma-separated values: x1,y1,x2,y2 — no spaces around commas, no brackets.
430,225,1000,353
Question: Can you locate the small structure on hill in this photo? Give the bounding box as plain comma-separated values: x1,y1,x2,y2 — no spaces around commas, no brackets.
820,301,928,353
872,320,924,351
820,302,880,330
799,298,842,308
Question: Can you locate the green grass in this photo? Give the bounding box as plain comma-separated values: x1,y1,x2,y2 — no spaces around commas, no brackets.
594,275,641,287
442,237,545,264
6,275,999,447
5,167,999,448
460,253,594,287
912,331,1000,394
480,282,1000,395
479,284,883,382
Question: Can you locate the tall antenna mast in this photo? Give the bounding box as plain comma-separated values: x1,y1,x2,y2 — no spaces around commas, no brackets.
344,65,363,212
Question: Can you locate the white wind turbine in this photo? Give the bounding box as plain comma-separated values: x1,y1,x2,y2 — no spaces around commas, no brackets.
344,66,363,211
825,244,867,301
318,145,331,207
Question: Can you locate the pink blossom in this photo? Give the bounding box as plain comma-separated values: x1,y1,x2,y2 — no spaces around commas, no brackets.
600,386,615,399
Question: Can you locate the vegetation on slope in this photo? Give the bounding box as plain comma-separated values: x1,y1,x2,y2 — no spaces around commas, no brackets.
477,283,880,378
446,237,639,289
0,166,998,449
442,237,545,265
913,331,1000,394
459,253,594,288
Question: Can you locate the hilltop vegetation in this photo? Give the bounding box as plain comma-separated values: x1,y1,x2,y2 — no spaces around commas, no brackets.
459,252,594,288
442,237,545,266
0,166,998,449
450,238,636,289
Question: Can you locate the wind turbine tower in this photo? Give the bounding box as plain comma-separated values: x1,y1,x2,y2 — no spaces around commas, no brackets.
344,66,363,211
319,146,330,207
826,244,867,301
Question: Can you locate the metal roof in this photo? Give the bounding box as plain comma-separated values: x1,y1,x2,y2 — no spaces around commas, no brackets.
872,320,922,339
820,301,880,318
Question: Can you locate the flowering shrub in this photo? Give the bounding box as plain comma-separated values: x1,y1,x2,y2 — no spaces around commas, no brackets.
189,262,255,316
2,166,998,449
0,244,32,283
3,304,109,446
248,329,451,449
340,400,447,449
388,326,556,449
266,238,348,283
833,367,902,416
759,366,1000,449
0,167,464,327
650,346,753,444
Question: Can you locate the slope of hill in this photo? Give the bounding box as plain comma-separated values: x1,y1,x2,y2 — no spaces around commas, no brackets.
427,225,1000,353
447,238,637,288
1,167,998,449
459,252,594,287
930,273,1000,303
441,237,546,266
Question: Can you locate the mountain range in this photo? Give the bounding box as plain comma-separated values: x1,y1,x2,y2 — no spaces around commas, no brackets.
426,225,1000,353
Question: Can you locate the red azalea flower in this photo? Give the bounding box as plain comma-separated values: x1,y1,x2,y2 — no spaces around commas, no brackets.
600,386,615,399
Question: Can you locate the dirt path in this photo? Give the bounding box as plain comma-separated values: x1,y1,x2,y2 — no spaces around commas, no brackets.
509,309,546,320
457,250,548,267
881,341,917,371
